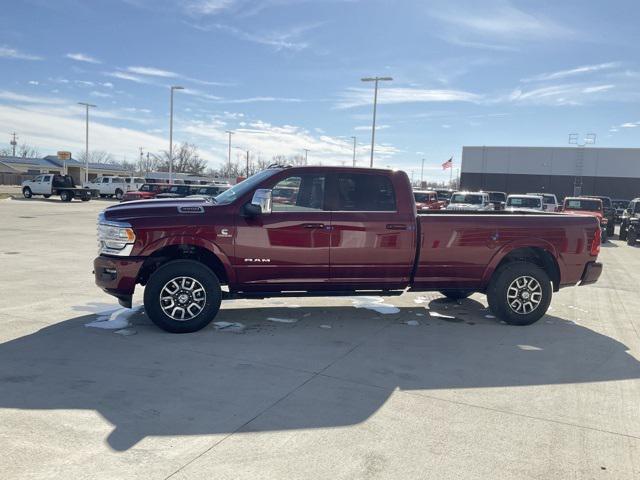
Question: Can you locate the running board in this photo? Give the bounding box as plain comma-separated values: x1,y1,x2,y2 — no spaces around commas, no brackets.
224,289,405,300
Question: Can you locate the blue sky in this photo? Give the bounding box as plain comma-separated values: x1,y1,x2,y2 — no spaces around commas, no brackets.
1,0,639,180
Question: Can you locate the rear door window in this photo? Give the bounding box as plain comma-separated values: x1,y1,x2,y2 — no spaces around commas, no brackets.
334,173,396,211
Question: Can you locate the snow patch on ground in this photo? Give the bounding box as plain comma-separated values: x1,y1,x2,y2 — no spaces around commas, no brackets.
413,296,429,304
429,311,456,320
349,296,400,314
85,306,142,330
484,314,496,319
405,320,420,326
267,317,298,324
114,328,137,336
319,324,332,329
213,322,245,333
518,344,542,351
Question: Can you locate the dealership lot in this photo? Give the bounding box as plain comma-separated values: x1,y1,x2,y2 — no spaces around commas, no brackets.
1,197,639,479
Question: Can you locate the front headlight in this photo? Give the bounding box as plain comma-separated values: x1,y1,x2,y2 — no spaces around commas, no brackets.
97,212,136,256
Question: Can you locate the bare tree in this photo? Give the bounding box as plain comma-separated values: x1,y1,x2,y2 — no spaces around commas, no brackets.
0,143,40,158
76,150,115,164
152,143,207,175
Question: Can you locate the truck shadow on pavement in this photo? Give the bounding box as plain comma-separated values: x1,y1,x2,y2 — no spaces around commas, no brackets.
1,299,639,451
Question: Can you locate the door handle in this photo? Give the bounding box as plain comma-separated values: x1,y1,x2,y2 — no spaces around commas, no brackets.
386,224,408,230
302,223,325,229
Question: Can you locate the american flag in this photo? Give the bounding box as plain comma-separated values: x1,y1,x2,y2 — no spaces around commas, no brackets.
442,157,453,170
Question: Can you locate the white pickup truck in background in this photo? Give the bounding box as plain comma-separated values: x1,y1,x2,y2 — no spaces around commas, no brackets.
82,176,146,200
22,174,99,202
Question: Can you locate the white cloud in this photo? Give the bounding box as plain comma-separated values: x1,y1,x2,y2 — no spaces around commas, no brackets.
582,84,614,93
621,122,640,128
220,96,301,104
0,91,65,105
184,0,236,15
66,52,101,64
90,91,112,98
354,125,390,131
337,87,481,109
28,81,39,86
507,83,617,105
522,62,621,82
106,71,150,84
194,22,322,51
127,66,179,78
101,82,114,88
0,45,42,61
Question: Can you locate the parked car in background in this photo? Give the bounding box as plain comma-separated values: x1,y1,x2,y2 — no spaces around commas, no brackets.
187,184,230,201
83,176,145,200
94,166,602,333
413,190,445,211
434,188,453,205
483,191,507,210
22,174,98,202
121,183,170,202
619,198,640,241
505,194,544,212
446,191,493,211
612,199,630,223
585,196,615,236
155,184,194,199
561,197,607,242
526,192,559,212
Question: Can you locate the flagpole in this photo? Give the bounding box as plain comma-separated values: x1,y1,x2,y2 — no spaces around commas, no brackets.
449,158,453,187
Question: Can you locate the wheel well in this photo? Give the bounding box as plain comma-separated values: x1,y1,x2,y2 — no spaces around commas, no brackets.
494,247,560,291
137,244,228,286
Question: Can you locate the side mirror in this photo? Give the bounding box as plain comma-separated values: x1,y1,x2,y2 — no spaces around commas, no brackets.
243,189,272,217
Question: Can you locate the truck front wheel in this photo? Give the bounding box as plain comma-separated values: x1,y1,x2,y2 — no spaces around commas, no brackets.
22,187,32,198
620,223,628,241
627,228,637,246
143,260,222,333
487,262,552,326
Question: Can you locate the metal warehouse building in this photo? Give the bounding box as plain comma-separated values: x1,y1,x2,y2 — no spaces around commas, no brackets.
460,146,640,200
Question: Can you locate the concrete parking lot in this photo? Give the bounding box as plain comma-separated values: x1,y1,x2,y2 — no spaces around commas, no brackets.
1,197,639,479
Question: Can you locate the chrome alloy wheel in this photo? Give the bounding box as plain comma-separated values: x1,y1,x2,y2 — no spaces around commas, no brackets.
159,276,207,321
506,275,542,315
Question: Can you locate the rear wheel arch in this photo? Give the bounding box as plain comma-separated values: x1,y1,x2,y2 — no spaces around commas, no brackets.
486,246,561,292
138,243,230,287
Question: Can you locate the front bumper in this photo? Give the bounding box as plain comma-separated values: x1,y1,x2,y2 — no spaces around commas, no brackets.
580,261,603,286
94,255,145,307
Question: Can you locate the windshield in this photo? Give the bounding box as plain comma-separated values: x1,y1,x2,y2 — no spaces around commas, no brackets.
565,199,602,211
595,197,612,208
612,200,629,209
451,193,483,204
488,192,506,202
436,190,451,201
507,197,541,209
215,169,281,205
414,192,435,203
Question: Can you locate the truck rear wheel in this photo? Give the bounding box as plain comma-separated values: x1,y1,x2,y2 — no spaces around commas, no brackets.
439,290,473,301
60,190,73,202
22,187,32,198
143,260,222,333
487,262,552,326
115,189,124,200
43,194,51,198
627,228,637,246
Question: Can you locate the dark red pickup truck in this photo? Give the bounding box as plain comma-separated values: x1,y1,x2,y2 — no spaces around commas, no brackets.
95,166,602,333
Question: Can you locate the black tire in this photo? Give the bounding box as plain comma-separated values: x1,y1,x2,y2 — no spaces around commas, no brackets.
81,197,90,202
487,261,552,326
606,222,614,236
115,189,124,200
22,187,32,198
60,190,73,202
620,224,628,241
627,228,637,246
601,229,608,243
143,259,222,333
439,290,473,300
43,194,51,198
99,194,107,198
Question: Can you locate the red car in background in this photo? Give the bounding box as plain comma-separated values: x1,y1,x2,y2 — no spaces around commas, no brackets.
561,197,608,242
121,183,170,202
413,190,445,211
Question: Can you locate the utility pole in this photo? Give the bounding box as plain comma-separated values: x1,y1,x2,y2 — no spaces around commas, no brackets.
146,152,150,174
10,132,17,157
361,76,393,167
351,136,357,167
225,130,234,178
246,150,250,177
169,85,184,183
303,148,309,165
420,158,425,184
78,102,96,183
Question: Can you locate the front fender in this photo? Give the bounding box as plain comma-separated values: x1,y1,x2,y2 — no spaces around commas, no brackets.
480,238,563,290
139,234,236,285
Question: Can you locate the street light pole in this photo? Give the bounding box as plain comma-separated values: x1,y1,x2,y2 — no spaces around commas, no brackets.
361,76,392,168
420,158,425,184
225,130,234,178
78,102,96,183
303,148,309,165
169,86,184,183
351,136,357,167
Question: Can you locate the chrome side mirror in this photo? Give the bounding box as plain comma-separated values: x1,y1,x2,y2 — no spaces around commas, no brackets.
251,189,272,215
